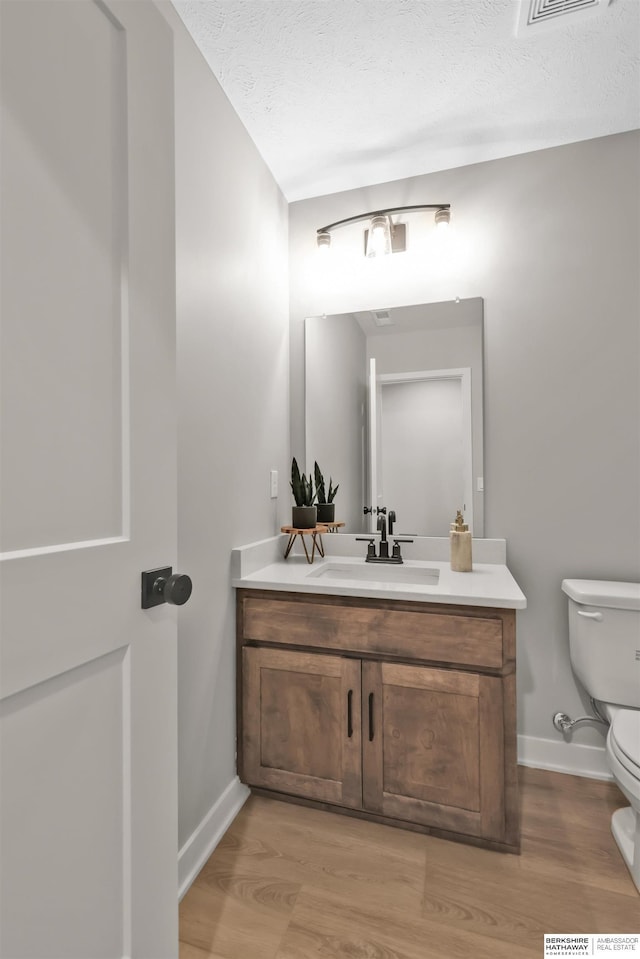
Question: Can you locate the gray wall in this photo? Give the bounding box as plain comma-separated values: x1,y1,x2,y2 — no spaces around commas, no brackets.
289,132,640,757
160,5,290,856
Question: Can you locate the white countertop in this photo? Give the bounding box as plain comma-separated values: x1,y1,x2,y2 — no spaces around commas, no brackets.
231,537,527,610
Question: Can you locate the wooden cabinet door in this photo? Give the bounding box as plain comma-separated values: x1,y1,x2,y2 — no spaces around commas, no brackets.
362,662,506,842
242,647,362,808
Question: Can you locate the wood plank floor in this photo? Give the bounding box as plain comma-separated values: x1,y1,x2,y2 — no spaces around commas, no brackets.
179,767,639,959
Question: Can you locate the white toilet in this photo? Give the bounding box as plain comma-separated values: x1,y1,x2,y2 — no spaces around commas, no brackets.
562,579,640,892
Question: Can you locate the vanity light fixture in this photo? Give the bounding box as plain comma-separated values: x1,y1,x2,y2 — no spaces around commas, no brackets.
365,215,393,257
316,204,451,257
316,231,331,253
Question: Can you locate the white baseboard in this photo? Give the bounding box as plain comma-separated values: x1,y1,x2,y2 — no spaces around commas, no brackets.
178,776,250,900
518,733,613,781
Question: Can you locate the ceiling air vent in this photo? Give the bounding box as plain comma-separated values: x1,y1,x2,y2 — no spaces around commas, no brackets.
516,0,612,35
372,310,394,328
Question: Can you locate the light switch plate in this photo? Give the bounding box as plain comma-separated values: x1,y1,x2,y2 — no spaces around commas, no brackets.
270,470,278,498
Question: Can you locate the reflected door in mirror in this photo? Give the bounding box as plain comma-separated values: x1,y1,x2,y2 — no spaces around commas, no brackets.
376,373,471,536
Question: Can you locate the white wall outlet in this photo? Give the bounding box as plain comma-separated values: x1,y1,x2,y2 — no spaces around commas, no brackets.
270,470,278,498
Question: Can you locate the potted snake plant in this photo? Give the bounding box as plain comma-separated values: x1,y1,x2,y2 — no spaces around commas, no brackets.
314,462,339,524
290,457,317,528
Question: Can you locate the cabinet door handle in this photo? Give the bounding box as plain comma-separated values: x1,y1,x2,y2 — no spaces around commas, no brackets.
368,692,374,741
347,689,353,738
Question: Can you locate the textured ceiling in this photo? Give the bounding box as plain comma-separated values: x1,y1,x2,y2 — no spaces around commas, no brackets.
172,0,640,201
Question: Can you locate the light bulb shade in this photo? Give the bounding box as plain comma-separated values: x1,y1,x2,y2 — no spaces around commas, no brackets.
435,208,451,229
316,231,331,252
366,215,392,257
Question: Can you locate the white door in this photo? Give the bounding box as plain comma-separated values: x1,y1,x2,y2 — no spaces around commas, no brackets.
1,2,180,957
376,369,474,536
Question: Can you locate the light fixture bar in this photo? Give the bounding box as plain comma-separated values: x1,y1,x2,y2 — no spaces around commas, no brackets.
317,204,450,236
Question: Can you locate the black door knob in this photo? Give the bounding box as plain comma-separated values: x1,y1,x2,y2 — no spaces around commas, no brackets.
159,573,192,606
141,567,193,609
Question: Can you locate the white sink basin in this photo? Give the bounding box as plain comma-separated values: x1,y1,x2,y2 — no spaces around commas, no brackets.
308,562,440,586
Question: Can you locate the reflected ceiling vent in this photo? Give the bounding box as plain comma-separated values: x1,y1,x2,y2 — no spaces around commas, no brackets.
371,310,394,328
516,0,612,35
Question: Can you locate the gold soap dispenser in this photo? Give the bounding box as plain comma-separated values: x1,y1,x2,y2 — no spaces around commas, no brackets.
450,509,472,572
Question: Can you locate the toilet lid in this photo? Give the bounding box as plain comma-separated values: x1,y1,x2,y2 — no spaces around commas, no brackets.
610,710,640,780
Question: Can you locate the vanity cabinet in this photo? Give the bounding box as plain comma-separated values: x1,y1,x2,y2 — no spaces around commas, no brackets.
237,588,519,852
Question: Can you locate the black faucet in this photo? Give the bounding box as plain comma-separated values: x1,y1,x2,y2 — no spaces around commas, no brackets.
377,513,389,559
356,506,412,564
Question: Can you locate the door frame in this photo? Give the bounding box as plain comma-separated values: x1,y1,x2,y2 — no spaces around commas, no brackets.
376,367,474,532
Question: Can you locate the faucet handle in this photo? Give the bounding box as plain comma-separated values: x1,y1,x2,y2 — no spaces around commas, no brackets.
356,537,377,561
363,506,373,515
391,537,413,562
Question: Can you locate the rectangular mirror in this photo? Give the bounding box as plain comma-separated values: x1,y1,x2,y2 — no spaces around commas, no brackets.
304,297,484,536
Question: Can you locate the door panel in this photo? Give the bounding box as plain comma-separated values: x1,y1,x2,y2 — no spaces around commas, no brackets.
381,682,480,809
242,647,362,809
1,650,128,957
0,2,178,956
1,0,126,555
362,662,506,842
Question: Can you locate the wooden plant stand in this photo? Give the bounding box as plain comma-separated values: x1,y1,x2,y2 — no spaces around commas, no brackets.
280,522,346,564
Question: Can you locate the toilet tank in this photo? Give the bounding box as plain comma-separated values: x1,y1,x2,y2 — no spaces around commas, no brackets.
562,579,640,708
